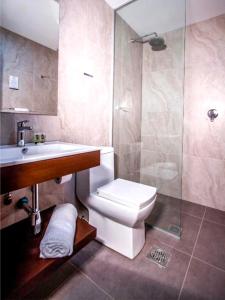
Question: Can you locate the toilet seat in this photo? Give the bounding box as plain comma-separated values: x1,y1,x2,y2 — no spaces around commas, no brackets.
97,178,157,210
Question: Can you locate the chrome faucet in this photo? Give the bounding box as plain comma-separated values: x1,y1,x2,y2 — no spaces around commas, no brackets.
17,120,32,147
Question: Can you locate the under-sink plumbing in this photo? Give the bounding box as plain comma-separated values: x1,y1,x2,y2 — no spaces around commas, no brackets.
17,183,41,235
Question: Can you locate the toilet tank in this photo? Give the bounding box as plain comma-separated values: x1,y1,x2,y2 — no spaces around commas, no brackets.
76,147,114,202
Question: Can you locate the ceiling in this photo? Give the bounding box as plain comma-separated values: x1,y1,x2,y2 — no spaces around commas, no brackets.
104,0,131,9
106,0,225,36
1,0,59,50
1,0,225,49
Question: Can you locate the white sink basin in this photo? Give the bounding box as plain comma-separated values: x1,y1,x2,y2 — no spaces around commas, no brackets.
0,142,99,167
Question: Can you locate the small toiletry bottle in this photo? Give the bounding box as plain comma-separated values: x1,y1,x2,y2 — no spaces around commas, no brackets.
40,133,46,143
33,133,41,144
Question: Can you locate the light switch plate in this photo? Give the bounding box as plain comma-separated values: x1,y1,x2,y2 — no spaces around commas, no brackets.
9,75,19,90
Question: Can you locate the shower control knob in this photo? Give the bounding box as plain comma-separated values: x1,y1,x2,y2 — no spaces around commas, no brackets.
207,109,218,122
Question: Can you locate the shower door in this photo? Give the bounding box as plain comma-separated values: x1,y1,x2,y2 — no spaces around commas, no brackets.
113,0,186,238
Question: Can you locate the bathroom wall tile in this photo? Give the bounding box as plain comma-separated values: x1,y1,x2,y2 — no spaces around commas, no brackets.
38,180,64,209
141,111,183,137
0,113,17,145
144,28,185,72
183,14,225,211
183,65,225,160
142,68,184,112
142,134,182,155
180,258,225,300
185,14,225,69
194,220,225,270
182,154,225,211
58,0,114,146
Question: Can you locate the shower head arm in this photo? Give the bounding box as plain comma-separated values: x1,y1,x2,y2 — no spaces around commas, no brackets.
129,32,158,43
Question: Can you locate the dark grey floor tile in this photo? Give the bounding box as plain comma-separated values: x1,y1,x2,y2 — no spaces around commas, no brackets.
24,262,77,299
71,238,190,300
180,258,225,300
147,213,201,255
182,200,205,219
48,266,111,300
194,220,225,270
204,207,225,226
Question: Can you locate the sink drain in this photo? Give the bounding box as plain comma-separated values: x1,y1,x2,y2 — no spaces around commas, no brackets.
147,246,171,268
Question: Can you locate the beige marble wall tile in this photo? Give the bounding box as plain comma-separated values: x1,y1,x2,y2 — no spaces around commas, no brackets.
183,14,225,210
142,60,184,112
142,134,182,155
185,14,225,69
145,28,185,72
182,155,225,211
58,0,114,146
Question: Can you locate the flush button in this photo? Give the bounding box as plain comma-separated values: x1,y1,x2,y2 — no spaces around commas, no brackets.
9,75,19,90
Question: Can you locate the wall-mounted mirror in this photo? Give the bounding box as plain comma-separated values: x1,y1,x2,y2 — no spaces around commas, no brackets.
0,0,59,115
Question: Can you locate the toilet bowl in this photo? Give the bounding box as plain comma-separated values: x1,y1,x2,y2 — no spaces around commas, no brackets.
77,147,157,259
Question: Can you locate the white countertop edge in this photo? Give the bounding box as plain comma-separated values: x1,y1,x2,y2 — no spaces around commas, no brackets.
0,141,101,168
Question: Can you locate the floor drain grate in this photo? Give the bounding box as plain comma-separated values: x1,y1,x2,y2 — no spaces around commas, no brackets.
147,246,171,268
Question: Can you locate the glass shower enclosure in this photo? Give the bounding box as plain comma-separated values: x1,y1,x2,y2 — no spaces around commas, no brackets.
113,0,186,238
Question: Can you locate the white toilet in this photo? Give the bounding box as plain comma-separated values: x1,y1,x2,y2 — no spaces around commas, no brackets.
76,147,157,259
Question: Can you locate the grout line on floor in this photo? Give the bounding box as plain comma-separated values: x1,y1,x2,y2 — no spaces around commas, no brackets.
202,218,225,228
192,256,225,273
47,263,80,298
68,261,115,300
158,239,191,257
181,211,203,220
177,207,206,300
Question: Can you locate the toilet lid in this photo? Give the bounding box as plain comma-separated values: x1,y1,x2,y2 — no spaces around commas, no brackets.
97,178,157,209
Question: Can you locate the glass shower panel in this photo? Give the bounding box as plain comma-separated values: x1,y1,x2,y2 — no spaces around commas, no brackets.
113,0,186,238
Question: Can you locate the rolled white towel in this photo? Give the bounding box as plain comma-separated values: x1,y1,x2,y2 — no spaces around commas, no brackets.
40,203,77,258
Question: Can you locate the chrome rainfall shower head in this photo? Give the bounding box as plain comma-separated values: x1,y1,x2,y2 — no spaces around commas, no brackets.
129,32,167,51
148,36,167,51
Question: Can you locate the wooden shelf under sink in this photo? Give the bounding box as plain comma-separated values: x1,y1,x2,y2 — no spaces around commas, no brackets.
1,206,96,299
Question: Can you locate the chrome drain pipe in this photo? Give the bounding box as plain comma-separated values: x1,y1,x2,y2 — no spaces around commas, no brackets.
16,183,41,235
31,183,41,235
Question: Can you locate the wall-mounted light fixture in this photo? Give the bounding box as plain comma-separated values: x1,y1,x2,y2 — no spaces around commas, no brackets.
207,109,218,122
